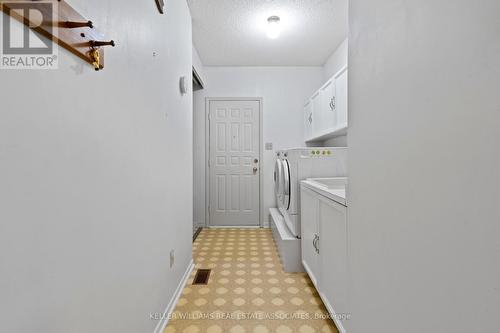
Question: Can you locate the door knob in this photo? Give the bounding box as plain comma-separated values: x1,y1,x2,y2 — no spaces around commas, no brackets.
253,167,258,174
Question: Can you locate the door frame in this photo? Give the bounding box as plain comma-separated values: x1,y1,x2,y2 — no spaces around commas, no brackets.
205,97,264,228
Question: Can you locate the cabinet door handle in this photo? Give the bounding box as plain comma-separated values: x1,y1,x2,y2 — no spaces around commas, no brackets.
313,234,319,254
330,97,336,111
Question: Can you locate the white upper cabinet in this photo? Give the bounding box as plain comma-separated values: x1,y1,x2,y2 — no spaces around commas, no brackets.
334,67,348,129
311,91,322,136
317,79,336,134
304,99,313,141
305,66,348,142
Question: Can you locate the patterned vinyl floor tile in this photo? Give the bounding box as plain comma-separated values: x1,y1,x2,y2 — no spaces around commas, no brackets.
165,228,339,333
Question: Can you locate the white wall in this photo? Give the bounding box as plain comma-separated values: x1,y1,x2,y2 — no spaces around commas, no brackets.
0,1,193,332
347,1,500,332
323,37,348,81
193,67,324,226
322,38,348,147
323,135,347,147
192,45,206,231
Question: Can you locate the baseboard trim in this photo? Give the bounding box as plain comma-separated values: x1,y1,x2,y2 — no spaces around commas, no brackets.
320,291,346,333
153,259,195,333
193,227,203,242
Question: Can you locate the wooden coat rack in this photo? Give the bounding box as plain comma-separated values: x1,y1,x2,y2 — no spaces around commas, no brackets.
1,0,116,71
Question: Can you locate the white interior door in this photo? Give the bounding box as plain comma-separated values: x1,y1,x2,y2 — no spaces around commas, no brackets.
209,99,260,226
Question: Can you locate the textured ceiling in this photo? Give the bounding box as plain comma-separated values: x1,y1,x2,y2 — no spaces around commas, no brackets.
187,0,348,66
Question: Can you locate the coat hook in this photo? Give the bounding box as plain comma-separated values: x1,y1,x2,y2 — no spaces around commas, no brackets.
90,40,115,48
89,49,101,71
66,20,93,29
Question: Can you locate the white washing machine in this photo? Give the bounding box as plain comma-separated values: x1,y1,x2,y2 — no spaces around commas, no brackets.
274,147,347,238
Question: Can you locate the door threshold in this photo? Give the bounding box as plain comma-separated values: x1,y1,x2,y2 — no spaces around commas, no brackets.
208,225,262,229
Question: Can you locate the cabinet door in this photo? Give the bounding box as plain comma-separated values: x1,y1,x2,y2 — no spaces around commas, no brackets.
304,100,313,141
312,81,336,136
320,79,336,131
311,91,322,137
319,196,347,328
334,67,348,129
300,185,320,288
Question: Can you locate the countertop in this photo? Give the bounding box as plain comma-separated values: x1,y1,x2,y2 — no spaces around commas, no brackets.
301,178,347,206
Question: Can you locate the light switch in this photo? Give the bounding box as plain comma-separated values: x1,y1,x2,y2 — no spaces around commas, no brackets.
179,76,187,95
170,249,175,268
265,143,273,150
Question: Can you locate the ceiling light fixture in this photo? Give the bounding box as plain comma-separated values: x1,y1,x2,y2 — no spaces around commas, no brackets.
267,16,281,39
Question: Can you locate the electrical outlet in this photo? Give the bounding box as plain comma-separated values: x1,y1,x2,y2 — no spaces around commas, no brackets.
170,249,175,268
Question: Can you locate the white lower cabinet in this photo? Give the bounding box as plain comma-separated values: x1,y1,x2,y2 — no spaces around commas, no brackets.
301,184,348,333
319,195,348,331
300,186,320,287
